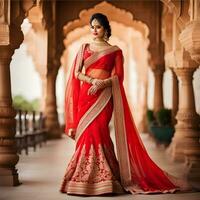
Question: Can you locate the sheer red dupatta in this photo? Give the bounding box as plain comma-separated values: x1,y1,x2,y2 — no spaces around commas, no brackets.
64,44,86,137
111,49,188,194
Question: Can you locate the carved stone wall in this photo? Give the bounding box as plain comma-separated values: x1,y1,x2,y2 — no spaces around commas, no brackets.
0,0,36,186
161,0,200,183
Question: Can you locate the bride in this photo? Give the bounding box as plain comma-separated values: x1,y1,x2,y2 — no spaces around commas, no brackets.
60,12,191,195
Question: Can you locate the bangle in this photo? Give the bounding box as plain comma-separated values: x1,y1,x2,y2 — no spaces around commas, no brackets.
89,77,94,84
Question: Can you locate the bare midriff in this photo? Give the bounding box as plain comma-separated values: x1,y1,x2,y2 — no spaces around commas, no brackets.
86,68,111,80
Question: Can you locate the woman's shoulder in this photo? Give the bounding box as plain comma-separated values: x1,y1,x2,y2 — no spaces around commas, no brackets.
113,45,122,54
80,43,88,48
114,45,122,51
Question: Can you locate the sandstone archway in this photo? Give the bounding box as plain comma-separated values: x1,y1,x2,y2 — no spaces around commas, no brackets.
60,1,150,132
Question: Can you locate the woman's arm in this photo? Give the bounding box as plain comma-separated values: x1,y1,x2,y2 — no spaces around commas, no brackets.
75,71,94,84
73,44,95,84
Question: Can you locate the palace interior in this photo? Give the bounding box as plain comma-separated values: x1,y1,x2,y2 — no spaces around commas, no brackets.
0,0,200,199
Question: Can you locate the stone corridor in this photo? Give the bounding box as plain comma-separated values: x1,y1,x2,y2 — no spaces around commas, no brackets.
0,133,199,200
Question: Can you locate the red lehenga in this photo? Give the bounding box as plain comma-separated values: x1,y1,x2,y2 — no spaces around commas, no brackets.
60,43,190,195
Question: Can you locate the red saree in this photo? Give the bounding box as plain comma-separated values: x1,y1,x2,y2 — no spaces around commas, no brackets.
60,43,190,195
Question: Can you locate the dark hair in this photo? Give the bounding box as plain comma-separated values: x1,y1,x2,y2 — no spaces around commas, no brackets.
89,13,111,39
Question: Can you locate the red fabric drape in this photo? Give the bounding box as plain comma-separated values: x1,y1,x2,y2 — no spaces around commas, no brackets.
63,45,191,194
113,49,190,194
64,44,85,136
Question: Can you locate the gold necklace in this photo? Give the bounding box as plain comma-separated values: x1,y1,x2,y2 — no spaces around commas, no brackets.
92,41,109,46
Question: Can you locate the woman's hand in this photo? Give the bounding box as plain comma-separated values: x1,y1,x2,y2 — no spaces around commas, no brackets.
88,79,105,95
88,85,99,95
68,129,76,140
91,78,105,86
88,78,112,95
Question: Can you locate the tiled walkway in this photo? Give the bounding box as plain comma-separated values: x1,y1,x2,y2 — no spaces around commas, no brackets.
0,133,199,200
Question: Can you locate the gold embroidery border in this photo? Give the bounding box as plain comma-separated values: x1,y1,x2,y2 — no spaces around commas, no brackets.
68,43,86,123
125,184,178,194
75,87,112,142
74,43,87,78
65,180,124,195
84,44,120,70
111,75,132,188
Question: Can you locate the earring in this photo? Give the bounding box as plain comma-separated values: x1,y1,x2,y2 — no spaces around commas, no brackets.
103,31,109,41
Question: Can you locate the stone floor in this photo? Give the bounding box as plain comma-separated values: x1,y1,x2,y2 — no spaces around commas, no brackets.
0,133,200,200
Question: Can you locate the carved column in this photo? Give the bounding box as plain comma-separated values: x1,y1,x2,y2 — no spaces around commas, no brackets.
171,67,200,182
0,0,36,186
137,80,148,133
170,68,179,125
40,76,47,111
45,66,61,139
42,0,62,138
0,46,20,186
175,19,200,182
152,68,164,112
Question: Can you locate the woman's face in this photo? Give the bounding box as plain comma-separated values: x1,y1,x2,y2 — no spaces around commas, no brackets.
90,18,105,40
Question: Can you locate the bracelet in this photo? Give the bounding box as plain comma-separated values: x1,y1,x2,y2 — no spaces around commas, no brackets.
103,78,112,86
89,77,94,84
77,72,93,84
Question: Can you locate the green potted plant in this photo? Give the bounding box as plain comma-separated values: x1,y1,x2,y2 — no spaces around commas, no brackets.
146,109,156,124
146,108,175,145
146,109,157,131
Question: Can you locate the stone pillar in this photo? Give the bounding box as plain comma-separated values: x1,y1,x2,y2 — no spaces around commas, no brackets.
40,77,47,111
137,80,148,133
45,66,61,139
170,68,200,181
40,0,62,139
175,20,200,182
0,0,36,186
170,68,179,125
0,46,20,186
152,68,164,112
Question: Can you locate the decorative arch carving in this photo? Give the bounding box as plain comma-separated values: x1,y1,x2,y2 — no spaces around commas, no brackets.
62,17,150,132
160,0,190,30
63,1,149,39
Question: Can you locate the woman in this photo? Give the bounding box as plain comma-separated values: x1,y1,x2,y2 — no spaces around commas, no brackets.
60,13,190,195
